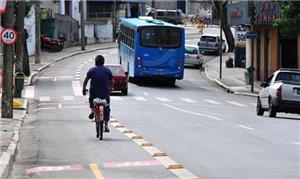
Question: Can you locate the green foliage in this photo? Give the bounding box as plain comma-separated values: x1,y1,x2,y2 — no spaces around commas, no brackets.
273,1,300,35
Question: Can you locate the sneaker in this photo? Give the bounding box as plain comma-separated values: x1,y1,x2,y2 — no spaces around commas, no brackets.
104,127,110,133
88,113,94,119
96,133,99,138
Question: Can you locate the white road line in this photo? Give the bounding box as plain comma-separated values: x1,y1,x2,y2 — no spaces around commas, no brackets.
75,71,81,74
80,64,85,66
24,86,35,98
53,76,57,82
226,101,247,107
156,97,171,102
88,59,92,62
134,96,147,101
237,125,254,130
77,66,83,69
74,78,80,81
39,96,50,102
58,103,62,109
84,61,88,64
163,103,223,121
291,142,300,146
109,52,115,55
203,99,222,105
179,98,197,103
63,96,75,101
250,103,257,106
72,81,83,96
36,76,52,79
143,92,149,96
57,76,74,79
111,96,123,101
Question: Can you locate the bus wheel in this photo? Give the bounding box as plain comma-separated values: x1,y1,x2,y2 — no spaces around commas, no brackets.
167,79,176,86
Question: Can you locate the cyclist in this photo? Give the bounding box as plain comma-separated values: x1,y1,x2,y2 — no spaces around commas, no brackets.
82,55,112,136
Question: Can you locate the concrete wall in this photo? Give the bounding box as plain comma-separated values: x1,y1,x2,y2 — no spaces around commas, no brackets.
268,28,279,74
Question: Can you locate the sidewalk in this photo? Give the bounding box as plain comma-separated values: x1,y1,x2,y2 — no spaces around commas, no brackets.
204,52,261,97
0,42,117,179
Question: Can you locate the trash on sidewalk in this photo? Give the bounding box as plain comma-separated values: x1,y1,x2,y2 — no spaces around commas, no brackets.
225,57,234,68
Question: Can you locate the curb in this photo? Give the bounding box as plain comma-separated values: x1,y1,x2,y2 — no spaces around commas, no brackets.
0,100,28,179
204,65,258,97
26,44,117,86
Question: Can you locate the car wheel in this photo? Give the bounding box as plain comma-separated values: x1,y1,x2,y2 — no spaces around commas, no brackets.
256,98,264,116
222,47,226,53
268,100,277,118
122,87,128,96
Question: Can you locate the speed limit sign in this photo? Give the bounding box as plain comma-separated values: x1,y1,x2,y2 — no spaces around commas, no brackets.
0,27,18,46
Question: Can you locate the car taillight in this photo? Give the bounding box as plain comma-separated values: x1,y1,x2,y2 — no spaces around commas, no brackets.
276,85,282,97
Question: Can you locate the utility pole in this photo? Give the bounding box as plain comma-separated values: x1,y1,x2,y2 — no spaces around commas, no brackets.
15,1,25,73
249,1,256,92
1,1,14,118
151,0,156,18
112,0,117,42
80,0,86,51
219,1,223,79
35,1,41,64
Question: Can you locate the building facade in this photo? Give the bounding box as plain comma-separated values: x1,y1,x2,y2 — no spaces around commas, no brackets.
227,1,300,83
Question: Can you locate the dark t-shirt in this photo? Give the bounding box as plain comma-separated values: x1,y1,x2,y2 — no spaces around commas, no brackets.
87,65,112,99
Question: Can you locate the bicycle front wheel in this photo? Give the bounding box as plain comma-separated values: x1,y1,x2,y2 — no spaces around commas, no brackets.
99,121,103,140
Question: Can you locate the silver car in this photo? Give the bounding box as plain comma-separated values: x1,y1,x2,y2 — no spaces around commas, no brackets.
184,45,204,68
197,34,226,55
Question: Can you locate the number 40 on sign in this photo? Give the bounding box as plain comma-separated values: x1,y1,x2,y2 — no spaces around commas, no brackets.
0,27,18,46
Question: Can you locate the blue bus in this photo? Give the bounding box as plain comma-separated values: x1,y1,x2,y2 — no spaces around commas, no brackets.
118,17,185,85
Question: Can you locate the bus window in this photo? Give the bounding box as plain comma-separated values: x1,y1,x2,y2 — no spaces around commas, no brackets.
140,27,181,48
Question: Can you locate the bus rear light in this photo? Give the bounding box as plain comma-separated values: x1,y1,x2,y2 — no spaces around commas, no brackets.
137,57,142,64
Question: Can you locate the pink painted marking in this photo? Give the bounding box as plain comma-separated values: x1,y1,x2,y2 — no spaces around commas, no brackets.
24,86,35,99
26,164,84,174
103,160,162,168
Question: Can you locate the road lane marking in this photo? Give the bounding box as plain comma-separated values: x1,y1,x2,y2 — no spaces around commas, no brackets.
291,142,300,146
226,101,247,107
26,164,84,174
179,98,197,103
203,99,221,105
39,96,50,102
237,125,254,130
63,96,75,101
84,61,88,64
111,96,123,101
89,163,105,179
58,103,62,109
250,103,256,106
156,97,171,102
53,76,57,82
103,160,162,168
72,81,83,96
134,96,147,101
143,92,149,96
24,86,35,98
163,103,223,121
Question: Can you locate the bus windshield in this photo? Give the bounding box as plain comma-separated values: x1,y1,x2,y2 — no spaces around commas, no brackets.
140,26,182,48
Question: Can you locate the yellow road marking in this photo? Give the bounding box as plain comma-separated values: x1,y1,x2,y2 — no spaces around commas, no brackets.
89,163,105,179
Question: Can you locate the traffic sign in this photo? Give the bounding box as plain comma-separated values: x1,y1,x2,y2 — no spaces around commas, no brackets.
0,0,7,14
246,32,260,39
0,27,18,45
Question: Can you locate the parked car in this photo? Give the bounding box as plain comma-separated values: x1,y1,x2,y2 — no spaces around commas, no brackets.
145,9,186,25
104,64,128,96
257,68,300,117
184,45,203,68
197,34,226,55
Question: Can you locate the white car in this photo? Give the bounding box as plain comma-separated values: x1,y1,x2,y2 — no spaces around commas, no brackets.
197,34,226,55
184,45,204,68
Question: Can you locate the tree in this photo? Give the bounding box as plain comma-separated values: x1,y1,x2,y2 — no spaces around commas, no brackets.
213,1,235,52
273,1,300,36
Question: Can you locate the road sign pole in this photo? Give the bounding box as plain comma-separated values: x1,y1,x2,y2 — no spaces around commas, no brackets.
219,1,223,79
1,1,14,118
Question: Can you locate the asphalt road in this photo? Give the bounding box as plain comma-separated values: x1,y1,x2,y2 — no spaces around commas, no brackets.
9,41,300,178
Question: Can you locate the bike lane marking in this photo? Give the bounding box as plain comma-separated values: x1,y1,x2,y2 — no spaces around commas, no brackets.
25,164,84,174
72,81,83,96
103,160,162,168
111,118,203,179
89,163,105,179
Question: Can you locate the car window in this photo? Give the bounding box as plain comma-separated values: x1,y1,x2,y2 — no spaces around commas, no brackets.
167,11,176,16
275,72,300,83
107,66,125,76
266,75,274,86
185,47,198,54
200,36,217,42
157,11,164,16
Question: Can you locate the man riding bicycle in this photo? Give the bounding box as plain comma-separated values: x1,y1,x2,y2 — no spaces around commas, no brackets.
82,55,112,137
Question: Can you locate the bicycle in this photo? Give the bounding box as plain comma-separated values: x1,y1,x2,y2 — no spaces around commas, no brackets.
92,98,109,140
